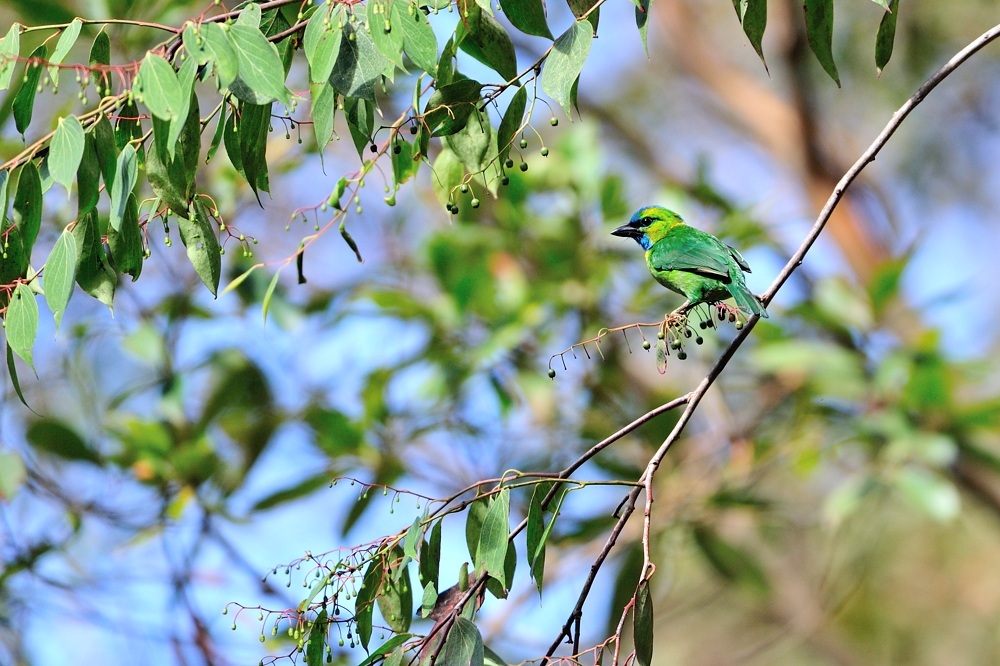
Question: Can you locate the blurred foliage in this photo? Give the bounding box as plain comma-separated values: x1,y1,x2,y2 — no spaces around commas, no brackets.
3,0,1000,665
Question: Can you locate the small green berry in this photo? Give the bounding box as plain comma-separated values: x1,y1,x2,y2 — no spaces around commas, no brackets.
471,198,480,208
677,351,688,360
735,321,744,330
519,138,527,149
501,176,510,186
550,117,558,126
460,184,469,193
642,340,651,350
504,158,514,169
548,368,556,379
695,336,704,345
393,144,401,154
541,147,549,157
519,162,528,172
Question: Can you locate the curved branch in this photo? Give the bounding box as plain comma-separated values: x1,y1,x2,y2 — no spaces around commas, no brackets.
542,19,1000,659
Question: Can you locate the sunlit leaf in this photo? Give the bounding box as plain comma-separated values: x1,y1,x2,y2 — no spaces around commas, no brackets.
138,52,184,122
109,144,137,232
305,5,344,83
12,160,41,260
503,0,553,39
6,283,37,369
377,546,413,632
47,18,81,91
202,22,239,89
440,618,484,666
391,0,438,74
0,24,21,91
49,115,85,195
432,147,464,208
354,558,381,649
262,269,281,322
476,488,510,587
542,21,593,116
370,3,406,70
226,23,292,105
44,230,76,330
329,6,387,102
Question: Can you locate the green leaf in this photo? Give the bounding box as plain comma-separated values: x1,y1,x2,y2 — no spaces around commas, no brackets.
432,147,464,208
465,496,488,561
732,0,767,68
311,81,338,156
419,519,442,589
109,144,137,232
424,79,483,136
526,483,546,593
221,264,258,295
262,269,281,322
13,44,46,135
92,113,117,188
329,6,389,102
497,86,526,166
421,581,438,618
6,344,29,409
183,23,212,65
147,111,196,215
542,21,593,117
226,24,292,105
72,209,115,310
89,29,111,94
179,199,222,296
238,2,263,28
355,558,382,649
633,579,654,666
870,0,889,9
6,283,37,370
114,99,142,152
252,472,330,511
403,517,422,559
238,102,272,201
503,0,553,39
306,609,327,666
167,57,198,161
875,0,899,76
803,0,840,86
107,192,143,281
370,3,406,70
377,546,413,632
440,618,484,666
13,161,41,260
26,419,100,462
0,205,28,290
436,36,456,86
138,52,184,121
445,108,492,174
304,6,344,83
457,3,518,82
49,115,85,195
44,230,76,330
391,137,418,185
77,133,100,215
202,22,240,89
475,488,510,587
0,171,7,227
566,0,599,31
391,0,438,75
346,96,375,160
0,23,20,91
636,0,651,55
356,635,413,666
0,450,26,499
206,102,228,165
47,18,81,91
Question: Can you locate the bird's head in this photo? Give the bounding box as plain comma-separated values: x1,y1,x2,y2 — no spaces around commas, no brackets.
611,206,685,250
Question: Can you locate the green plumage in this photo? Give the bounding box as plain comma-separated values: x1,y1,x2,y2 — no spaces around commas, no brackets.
612,206,767,318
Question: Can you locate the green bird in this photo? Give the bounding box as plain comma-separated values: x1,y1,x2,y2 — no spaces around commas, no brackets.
612,206,767,318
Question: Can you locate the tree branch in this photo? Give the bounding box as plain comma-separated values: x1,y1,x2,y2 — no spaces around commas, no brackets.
541,19,1000,659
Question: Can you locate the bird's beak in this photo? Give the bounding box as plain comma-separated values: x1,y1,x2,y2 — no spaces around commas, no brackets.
611,224,641,239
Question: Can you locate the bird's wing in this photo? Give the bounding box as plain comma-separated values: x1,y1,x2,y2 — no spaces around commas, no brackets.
727,245,752,273
648,231,733,282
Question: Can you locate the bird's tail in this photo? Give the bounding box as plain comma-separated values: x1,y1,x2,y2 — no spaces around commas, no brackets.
728,281,768,319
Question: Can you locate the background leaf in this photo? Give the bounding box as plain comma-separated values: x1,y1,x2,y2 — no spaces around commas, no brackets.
47,18,81,91
875,0,899,75
0,23,20,90
503,0,553,39
13,44,46,135
803,0,840,86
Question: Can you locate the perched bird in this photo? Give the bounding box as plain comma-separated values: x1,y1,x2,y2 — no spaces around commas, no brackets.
612,206,767,318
